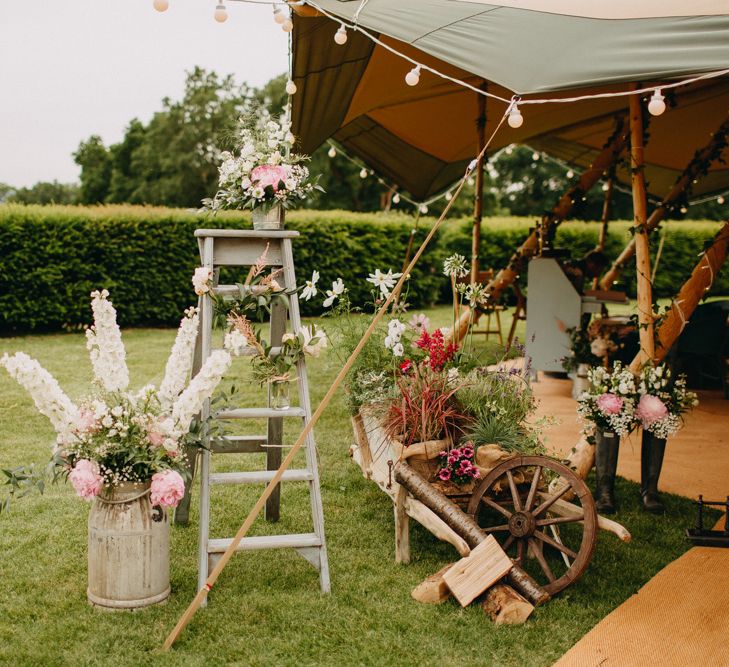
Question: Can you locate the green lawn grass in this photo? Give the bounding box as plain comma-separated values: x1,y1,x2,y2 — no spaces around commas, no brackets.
0,306,715,667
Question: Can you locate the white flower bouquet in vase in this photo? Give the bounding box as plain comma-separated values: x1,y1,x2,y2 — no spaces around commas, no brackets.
202,111,323,230
1,290,233,610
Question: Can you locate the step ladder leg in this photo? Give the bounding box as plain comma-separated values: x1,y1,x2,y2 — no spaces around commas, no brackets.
265,301,287,522
282,238,331,593
197,237,215,602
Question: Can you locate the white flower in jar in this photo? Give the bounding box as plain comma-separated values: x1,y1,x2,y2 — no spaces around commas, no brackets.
284,178,297,190
241,177,251,189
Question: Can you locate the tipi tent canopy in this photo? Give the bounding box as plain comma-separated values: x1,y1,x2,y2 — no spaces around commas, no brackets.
291,1,729,201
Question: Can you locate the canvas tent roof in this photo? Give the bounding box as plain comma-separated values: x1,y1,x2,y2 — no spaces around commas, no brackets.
291,1,729,201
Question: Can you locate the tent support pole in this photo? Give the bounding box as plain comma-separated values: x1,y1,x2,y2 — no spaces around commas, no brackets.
471,84,487,283
600,112,729,290
629,90,655,365
453,114,629,342
592,169,614,288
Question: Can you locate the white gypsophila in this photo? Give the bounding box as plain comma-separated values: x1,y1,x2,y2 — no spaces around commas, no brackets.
171,349,232,437
86,290,129,393
646,414,682,439
158,307,200,411
224,328,249,356
0,352,79,442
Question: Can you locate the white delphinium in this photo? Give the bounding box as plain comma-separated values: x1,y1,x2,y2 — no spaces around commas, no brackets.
322,278,345,307
224,328,249,356
192,267,213,296
301,270,319,301
0,352,79,443
157,307,200,411
366,268,402,297
86,290,129,393
171,350,233,437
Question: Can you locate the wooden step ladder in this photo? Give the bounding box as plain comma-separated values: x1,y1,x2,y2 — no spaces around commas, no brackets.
176,228,330,597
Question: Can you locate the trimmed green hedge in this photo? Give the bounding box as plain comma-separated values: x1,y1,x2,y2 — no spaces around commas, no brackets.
0,204,726,333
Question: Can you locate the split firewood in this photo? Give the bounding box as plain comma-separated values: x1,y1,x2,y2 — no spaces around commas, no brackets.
442,536,513,607
411,563,454,604
481,583,535,625
394,462,550,606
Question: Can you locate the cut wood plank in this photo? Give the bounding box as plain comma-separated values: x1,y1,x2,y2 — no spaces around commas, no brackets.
411,563,455,604
481,583,534,625
443,535,513,607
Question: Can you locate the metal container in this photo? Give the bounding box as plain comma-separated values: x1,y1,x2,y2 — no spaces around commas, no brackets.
252,205,285,230
87,481,170,610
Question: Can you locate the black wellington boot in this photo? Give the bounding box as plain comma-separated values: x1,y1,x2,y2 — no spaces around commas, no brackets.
641,430,667,513
594,429,620,514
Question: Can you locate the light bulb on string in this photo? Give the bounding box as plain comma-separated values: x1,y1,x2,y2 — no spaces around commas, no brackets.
718,196,725,205
392,193,401,205
532,152,540,161
214,3,228,22
327,146,337,158
281,16,293,32
507,104,523,129
601,182,609,192
647,89,666,116
153,0,169,11
680,205,688,214
566,170,574,179
467,177,475,187
359,168,368,179
334,24,348,45
272,5,285,24
419,204,428,214
445,191,453,201
285,80,297,95
405,65,421,87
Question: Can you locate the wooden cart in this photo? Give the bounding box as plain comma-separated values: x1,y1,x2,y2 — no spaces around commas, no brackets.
351,409,631,595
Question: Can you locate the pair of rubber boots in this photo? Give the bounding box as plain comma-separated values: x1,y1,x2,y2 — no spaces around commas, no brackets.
594,430,666,514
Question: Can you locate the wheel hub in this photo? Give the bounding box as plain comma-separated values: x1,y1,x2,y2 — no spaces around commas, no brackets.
508,511,536,537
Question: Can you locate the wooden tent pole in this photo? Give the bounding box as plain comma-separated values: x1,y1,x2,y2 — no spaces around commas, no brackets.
592,169,614,289
600,112,729,290
162,111,512,652
630,221,729,371
453,114,629,341
471,84,487,283
629,89,655,365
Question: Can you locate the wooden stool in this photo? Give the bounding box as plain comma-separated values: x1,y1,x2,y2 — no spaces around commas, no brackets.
507,284,527,348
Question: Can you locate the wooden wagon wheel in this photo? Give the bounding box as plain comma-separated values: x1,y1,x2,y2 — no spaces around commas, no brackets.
467,455,597,596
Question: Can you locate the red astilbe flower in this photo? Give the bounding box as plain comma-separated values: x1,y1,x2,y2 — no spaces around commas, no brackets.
414,328,458,372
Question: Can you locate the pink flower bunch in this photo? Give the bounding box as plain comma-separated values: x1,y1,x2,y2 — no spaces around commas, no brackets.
437,443,480,485
69,459,103,500
251,164,288,191
636,394,668,427
150,469,185,508
596,392,624,415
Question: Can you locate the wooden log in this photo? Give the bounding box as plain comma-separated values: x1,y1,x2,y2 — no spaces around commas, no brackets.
411,563,454,604
394,462,550,606
600,112,729,290
630,221,729,371
629,90,655,365
481,583,535,625
442,536,513,607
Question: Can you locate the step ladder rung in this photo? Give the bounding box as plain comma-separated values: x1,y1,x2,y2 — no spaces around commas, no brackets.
210,435,267,454
216,407,306,420
229,345,282,358
209,469,313,485
207,533,321,553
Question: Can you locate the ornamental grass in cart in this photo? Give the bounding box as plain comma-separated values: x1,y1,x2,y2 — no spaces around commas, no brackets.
0,290,233,610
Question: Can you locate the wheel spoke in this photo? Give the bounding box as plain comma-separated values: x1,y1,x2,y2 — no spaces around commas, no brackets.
550,525,572,568
483,523,510,533
532,482,572,517
516,538,525,565
506,470,522,511
480,496,513,519
534,529,578,560
529,539,556,583
502,535,515,552
524,465,542,512
536,514,584,527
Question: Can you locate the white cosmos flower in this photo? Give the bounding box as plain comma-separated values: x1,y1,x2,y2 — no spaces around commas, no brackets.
392,342,404,357
301,270,319,301
322,278,345,307
366,268,402,297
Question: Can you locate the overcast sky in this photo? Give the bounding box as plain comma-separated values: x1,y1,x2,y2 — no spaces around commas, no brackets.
0,0,289,187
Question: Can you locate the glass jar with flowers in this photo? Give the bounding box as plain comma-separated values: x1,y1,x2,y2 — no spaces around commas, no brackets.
1,290,233,609
202,111,323,230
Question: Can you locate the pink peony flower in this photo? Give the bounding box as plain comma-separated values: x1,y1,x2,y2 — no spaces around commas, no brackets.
69,459,103,500
75,408,98,434
438,468,451,482
150,469,185,508
636,394,668,427
596,392,624,415
251,165,288,191
147,418,170,447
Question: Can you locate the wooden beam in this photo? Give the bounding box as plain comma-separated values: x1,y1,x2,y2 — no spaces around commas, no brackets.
471,85,487,283
600,111,729,290
629,90,655,365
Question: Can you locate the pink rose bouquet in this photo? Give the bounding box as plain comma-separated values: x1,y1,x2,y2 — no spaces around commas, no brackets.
636,364,697,438
577,362,637,436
